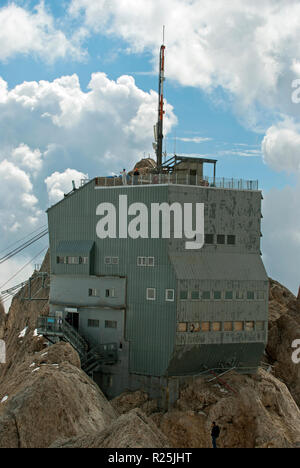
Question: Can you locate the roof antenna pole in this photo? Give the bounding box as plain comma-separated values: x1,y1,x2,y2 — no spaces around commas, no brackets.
155,26,166,171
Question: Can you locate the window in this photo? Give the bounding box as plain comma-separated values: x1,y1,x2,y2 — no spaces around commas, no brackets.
201,322,210,332
88,319,99,328
236,291,244,300
205,234,214,244
165,289,175,302
214,291,222,300
245,321,255,331
146,288,156,301
177,322,187,332
89,288,99,297
80,256,88,264
105,320,117,329
256,321,265,331
257,291,265,300
105,288,116,298
104,257,111,265
180,290,188,300
112,257,119,265
217,234,225,245
224,322,233,332
202,291,211,300
227,235,236,245
212,322,221,332
234,321,244,331
191,291,200,300
137,256,155,266
190,322,200,332
67,256,79,264
56,256,65,264
225,291,233,300
247,291,255,300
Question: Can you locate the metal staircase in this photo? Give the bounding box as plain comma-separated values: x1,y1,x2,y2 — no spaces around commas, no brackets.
37,316,118,375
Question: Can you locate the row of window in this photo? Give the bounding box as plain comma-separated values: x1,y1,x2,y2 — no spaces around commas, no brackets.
105,256,119,265
146,288,175,301
56,256,88,264
205,234,236,245
180,290,265,301
178,320,266,333
89,288,116,298
137,257,155,267
88,319,117,329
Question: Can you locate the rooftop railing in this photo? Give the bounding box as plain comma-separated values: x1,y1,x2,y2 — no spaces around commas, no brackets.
81,174,259,191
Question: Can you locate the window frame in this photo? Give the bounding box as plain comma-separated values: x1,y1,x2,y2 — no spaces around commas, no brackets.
165,289,175,302
146,288,156,301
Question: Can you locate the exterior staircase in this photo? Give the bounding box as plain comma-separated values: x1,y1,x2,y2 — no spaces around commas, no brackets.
37,316,118,375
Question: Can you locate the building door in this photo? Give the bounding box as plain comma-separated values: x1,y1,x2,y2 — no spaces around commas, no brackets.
190,169,197,185
66,312,79,331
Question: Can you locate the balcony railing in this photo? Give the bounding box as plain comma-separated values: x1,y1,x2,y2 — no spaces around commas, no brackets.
81,174,258,191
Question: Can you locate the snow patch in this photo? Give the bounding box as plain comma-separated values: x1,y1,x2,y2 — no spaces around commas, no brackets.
1,396,8,403
18,327,28,338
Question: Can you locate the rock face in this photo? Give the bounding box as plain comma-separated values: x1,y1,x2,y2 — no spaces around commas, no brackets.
112,370,300,448
266,278,300,406
51,409,169,448
0,343,116,448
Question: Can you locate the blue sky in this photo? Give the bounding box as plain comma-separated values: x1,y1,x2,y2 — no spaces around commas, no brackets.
0,0,300,303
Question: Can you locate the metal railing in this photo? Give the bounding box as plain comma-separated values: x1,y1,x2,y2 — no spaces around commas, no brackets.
81,174,258,191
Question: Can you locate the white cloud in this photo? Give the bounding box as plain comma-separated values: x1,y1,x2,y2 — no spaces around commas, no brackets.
178,137,212,144
45,168,88,204
0,73,177,175
0,159,42,233
262,121,300,173
69,0,300,127
11,144,42,175
0,1,84,63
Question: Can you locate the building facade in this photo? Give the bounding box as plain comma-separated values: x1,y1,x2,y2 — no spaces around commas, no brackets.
47,174,268,402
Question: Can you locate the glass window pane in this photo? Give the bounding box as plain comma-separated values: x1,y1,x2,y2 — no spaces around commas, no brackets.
180,290,188,300
205,234,214,244
201,322,210,332
245,321,255,331
227,235,236,245
224,322,233,331
256,321,265,331
217,234,225,244
191,291,200,300
212,322,221,331
234,321,244,331
247,291,255,300
202,291,211,300
225,291,233,300
214,291,221,300
177,322,187,332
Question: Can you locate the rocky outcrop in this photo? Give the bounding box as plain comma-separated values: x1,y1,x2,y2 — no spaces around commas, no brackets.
112,369,300,448
51,409,169,448
0,343,116,448
266,278,300,406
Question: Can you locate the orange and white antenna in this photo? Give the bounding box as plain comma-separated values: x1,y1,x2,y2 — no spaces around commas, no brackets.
154,26,166,169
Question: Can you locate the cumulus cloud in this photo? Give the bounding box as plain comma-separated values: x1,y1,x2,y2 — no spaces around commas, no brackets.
0,1,84,63
262,121,300,173
45,168,88,204
0,73,177,175
0,160,42,233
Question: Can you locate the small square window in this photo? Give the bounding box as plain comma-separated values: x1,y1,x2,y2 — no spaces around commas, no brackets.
205,234,214,244
236,291,244,300
247,291,255,300
225,291,233,300
177,322,187,332
148,257,155,267
212,322,221,331
202,291,211,300
112,257,119,265
224,322,233,332
256,321,265,331
88,319,99,328
105,257,111,265
227,235,236,245
180,290,188,300
201,322,210,332
234,321,244,331
217,235,225,245
68,256,79,264
189,322,200,332
165,289,175,302
191,291,200,300
214,291,222,300
105,320,117,329
146,288,156,301
56,256,65,264
80,256,88,264
88,288,98,297
245,321,255,331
